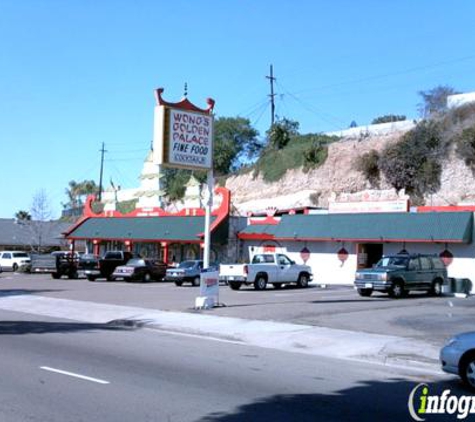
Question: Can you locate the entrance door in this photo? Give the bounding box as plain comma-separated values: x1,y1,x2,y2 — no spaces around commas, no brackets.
357,244,383,269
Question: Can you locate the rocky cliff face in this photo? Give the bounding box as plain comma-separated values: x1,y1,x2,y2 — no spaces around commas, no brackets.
224,129,475,214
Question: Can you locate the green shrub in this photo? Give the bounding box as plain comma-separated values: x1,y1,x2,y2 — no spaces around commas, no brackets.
379,120,445,202
253,134,336,182
371,115,406,125
455,126,475,172
356,149,380,187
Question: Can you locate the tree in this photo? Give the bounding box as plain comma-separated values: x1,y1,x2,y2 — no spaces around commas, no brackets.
16,189,55,253
63,179,98,209
418,85,459,117
213,117,261,175
267,118,299,150
379,120,445,202
371,115,406,125
15,210,31,221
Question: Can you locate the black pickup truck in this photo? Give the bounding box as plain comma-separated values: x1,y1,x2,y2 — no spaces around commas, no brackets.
31,252,100,279
85,250,134,281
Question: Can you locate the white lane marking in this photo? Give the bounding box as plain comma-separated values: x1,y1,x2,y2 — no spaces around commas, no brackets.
40,366,110,384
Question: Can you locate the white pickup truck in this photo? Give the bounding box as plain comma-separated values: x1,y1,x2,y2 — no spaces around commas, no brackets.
219,253,313,290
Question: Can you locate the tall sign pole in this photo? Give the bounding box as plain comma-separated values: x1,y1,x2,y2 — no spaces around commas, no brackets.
152,88,218,308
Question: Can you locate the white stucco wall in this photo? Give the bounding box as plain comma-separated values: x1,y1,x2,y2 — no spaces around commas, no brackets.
244,238,475,292
325,120,417,139
447,92,475,109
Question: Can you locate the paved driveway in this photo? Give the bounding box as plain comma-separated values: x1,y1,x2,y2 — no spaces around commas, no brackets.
0,273,472,347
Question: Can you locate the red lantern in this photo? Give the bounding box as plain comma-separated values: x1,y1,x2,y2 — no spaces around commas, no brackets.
300,247,310,263
439,249,453,266
337,247,349,263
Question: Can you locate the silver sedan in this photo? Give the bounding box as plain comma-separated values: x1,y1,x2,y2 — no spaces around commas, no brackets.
441,331,475,390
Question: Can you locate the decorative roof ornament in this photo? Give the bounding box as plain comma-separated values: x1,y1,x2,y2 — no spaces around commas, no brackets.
154,87,215,113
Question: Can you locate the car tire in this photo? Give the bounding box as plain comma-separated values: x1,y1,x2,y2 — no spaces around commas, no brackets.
87,275,96,282
68,271,78,280
357,288,373,297
388,280,406,298
297,273,309,288
429,279,443,297
143,273,151,283
460,352,475,391
192,276,200,287
12,263,18,272
51,273,61,280
228,281,241,290
273,283,283,290
107,275,115,281
254,275,267,290
175,281,183,287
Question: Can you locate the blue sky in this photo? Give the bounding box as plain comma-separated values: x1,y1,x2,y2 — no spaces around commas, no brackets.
1,1,474,219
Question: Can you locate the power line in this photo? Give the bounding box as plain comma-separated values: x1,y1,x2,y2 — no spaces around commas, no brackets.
291,54,475,98
276,80,346,129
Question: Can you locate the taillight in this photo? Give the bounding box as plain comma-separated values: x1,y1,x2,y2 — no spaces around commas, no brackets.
244,265,248,275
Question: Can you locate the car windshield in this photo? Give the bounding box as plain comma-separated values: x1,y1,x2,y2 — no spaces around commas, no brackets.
13,252,28,258
126,259,145,266
376,256,409,268
178,261,198,269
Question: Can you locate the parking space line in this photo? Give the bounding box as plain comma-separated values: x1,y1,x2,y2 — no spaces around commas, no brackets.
40,366,110,385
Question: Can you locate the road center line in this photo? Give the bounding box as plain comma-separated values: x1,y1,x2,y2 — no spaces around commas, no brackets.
40,366,110,385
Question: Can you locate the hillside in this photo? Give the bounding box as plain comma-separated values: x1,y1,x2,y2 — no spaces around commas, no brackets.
224,114,475,214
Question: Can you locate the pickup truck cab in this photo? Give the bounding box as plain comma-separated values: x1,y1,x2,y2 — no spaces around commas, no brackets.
220,253,313,290
86,250,134,281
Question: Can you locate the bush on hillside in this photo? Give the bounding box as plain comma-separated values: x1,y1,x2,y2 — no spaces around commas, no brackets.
253,134,336,182
379,120,446,202
371,115,406,125
455,125,475,173
356,149,380,187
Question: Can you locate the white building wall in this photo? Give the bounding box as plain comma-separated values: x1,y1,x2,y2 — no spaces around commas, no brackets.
447,92,475,109
246,240,359,285
244,238,475,292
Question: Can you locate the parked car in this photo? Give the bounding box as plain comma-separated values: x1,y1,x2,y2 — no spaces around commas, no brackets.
164,260,204,286
219,253,313,290
85,250,134,281
441,332,475,391
0,251,31,272
112,258,167,282
354,253,447,298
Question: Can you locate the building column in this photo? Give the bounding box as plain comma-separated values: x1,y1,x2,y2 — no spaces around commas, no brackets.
161,242,169,264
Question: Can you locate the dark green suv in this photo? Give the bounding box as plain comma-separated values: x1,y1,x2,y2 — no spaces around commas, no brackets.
354,253,447,298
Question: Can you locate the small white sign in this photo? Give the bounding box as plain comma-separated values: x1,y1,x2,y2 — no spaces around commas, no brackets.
168,109,213,170
328,199,409,214
195,268,219,309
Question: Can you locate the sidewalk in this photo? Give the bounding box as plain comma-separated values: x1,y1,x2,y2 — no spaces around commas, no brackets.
0,294,442,374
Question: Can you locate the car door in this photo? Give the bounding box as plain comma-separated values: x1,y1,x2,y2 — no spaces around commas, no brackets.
1,252,12,270
406,257,422,289
276,254,295,283
419,256,434,288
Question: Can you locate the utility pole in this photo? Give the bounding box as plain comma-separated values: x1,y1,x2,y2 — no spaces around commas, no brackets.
98,142,107,201
266,64,276,127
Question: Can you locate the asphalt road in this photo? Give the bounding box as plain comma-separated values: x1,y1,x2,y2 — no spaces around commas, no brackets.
0,308,461,422
1,272,472,346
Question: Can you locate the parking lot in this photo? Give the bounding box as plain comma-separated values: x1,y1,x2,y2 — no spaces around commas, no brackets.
0,272,473,347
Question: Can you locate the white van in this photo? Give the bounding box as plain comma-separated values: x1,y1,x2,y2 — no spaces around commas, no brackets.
0,251,31,271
